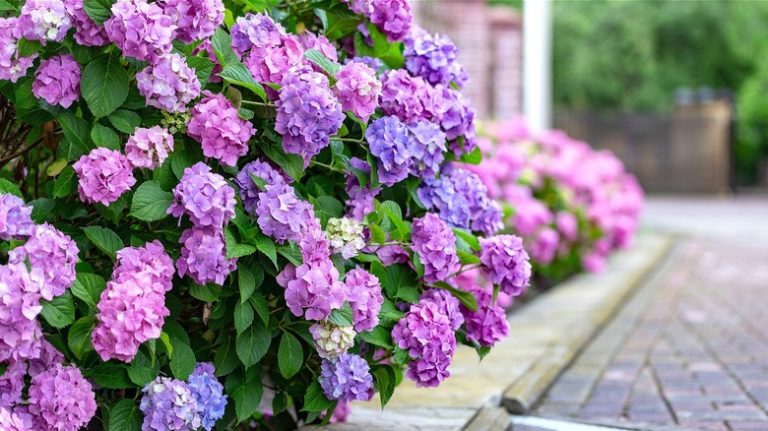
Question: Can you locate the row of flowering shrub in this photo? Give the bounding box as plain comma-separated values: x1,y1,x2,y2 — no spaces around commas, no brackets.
0,0,533,429
471,120,643,284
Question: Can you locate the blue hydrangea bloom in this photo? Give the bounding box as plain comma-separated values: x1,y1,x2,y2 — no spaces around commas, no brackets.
366,116,413,186
186,363,227,431
319,353,373,402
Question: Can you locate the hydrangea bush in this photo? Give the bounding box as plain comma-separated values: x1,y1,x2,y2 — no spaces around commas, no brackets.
471,120,643,283
0,0,533,429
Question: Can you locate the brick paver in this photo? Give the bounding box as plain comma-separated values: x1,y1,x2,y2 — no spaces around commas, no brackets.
535,235,768,431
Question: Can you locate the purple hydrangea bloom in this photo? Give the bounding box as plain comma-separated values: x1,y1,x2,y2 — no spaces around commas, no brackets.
439,87,477,155
105,0,176,62
0,406,36,430
186,363,227,431
347,56,384,74
299,32,338,62
73,148,136,206
530,227,559,264
64,0,110,46
344,157,380,221
411,213,460,284
27,339,64,378
254,182,313,243
0,361,26,408
310,322,356,360
19,0,72,43
112,240,175,286
479,234,532,297
32,54,81,108
9,223,78,301
0,18,38,83
366,116,413,186
404,26,467,88
319,353,373,402
379,70,445,124
556,211,578,242
462,285,509,347
341,0,373,15
230,12,284,56
177,227,237,286
407,121,446,178
369,0,412,42
276,68,344,164
157,0,224,43
391,296,456,387
187,91,256,167
420,289,464,331
335,61,381,121
140,377,201,431
234,159,289,214
0,266,44,363
244,34,304,88
169,162,235,228
298,216,332,265
0,193,33,240
418,165,502,235
376,244,409,266
344,267,383,332
277,261,346,321
125,126,174,169
136,53,201,113
27,364,97,431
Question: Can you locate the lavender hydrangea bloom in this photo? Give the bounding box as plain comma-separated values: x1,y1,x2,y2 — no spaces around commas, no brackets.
366,116,413,186
0,263,44,362
230,12,284,56
418,165,502,235
187,91,256,167
277,261,346,321
460,284,508,347
19,0,72,43
0,193,33,240
169,162,235,228
234,159,288,214
0,406,36,430
105,0,176,62
9,223,78,301
73,148,136,206
140,378,202,431
411,213,460,284
157,0,224,43
310,322,356,360
344,157,380,221
0,18,38,83
244,34,304,88
344,268,383,332
276,68,344,164
27,364,97,431
64,0,110,46
408,121,446,178
334,61,381,121
347,56,384,74
319,353,373,402
32,54,81,108
299,32,338,62
136,53,201,113
125,126,174,169
112,240,175,286
404,27,467,88
439,87,477,155
479,235,532,297
298,216,332,265
369,0,412,42
392,296,456,387
255,182,313,243
379,70,445,124
177,227,237,286
420,289,464,331
186,363,227,431
341,0,373,15
0,361,26,408
27,339,64,378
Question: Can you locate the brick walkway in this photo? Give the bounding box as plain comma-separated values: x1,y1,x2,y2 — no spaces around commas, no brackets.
534,198,768,431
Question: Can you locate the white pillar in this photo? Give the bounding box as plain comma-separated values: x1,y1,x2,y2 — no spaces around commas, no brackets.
523,0,552,133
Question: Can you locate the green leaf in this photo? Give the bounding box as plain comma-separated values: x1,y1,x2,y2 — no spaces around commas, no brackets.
453,228,481,252
219,62,267,100
369,224,386,244
249,293,269,325
40,291,75,328
187,55,214,86
261,142,304,181
254,235,277,267
277,331,302,379
211,28,238,67
225,227,257,259
328,302,353,327
71,273,105,311
238,266,263,303
0,1,17,11
277,243,302,267
83,226,124,260
434,281,478,312
374,366,396,408
0,178,21,197
108,399,142,431
56,112,92,160
357,326,393,349
189,283,221,302
68,316,96,360
236,323,271,368
460,146,483,165
85,362,133,388
234,302,254,334
228,368,263,422
130,181,172,222
82,54,129,118
380,200,409,240
29,198,55,223
84,0,115,24
458,249,481,265
108,109,141,134
214,336,239,377
47,159,68,177
90,123,121,150
127,355,158,386
302,381,334,412
52,166,77,198
17,39,41,57
165,322,196,380
303,48,341,77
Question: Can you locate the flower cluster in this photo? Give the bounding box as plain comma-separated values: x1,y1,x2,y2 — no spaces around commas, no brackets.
311,322,356,360
411,213,460,284
335,61,382,121
19,0,72,44
0,194,33,240
187,91,256,167
234,159,289,214
325,217,366,259
32,54,81,108
136,53,202,113
64,0,110,46
169,162,235,228
344,267,384,332
0,18,37,82
320,353,373,401
404,26,467,88
125,126,175,169
73,148,137,206
105,0,176,62
458,282,508,347
27,364,97,431
479,235,532,297
344,157,380,221
157,0,224,43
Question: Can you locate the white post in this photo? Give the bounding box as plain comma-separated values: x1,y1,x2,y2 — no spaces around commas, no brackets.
523,0,552,133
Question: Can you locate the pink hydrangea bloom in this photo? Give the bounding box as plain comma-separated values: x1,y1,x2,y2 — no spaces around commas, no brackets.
105,0,176,61
0,18,38,83
344,268,383,332
230,12,284,56
64,0,110,46
0,193,33,240
334,61,381,121
0,263,45,362
379,69,446,124
298,32,338,62
369,0,412,42
9,223,78,301
27,363,97,431
244,34,305,87
278,261,346,321
0,361,26,408
19,0,72,43
177,226,237,286
27,339,64,377
479,234,532,297
157,0,224,43
459,284,508,347
125,126,174,169
32,54,80,108
187,91,256,167
169,162,236,228
0,406,36,431
136,53,201,113
73,148,136,206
